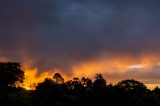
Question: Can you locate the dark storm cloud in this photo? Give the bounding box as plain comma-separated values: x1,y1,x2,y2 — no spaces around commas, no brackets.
1,0,160,75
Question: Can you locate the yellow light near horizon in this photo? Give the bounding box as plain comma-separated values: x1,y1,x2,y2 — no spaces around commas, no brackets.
22,68,159,90
145,84,160,90
22,68,70,90
23,69,54,90
18,54,160,90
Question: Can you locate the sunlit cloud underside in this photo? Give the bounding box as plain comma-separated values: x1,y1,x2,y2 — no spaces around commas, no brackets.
17,55,160,90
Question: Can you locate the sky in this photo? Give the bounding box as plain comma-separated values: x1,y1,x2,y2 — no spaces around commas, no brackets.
1,0,160,89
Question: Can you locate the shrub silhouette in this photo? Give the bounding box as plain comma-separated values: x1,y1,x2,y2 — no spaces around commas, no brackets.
0,62,160,106
116,79,148,96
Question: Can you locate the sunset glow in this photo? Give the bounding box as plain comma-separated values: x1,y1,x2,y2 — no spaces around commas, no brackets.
22,68,69,90
2,1,160,105
1,0,160,91
23,69,52,90
19,55,160,90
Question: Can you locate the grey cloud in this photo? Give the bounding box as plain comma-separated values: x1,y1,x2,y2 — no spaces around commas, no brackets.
105,63,160,84
1,0,160,76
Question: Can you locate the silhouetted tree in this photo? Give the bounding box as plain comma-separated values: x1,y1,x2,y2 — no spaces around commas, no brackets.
0,64,159,106
0,62,24,87
92,74,106,91
81,77,93,89
116,79,148,96
152,86,160,98
152,86,160,94
33,78,64,106
72,77,83,92
65,77,84,96
53,73,64,84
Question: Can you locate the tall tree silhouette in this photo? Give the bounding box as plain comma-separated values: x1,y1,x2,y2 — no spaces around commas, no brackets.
53,73,64,84
65,77,84,96
0,62,24,87
92,74,106,91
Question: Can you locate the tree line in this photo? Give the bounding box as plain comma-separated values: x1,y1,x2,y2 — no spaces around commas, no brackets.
0,62,160,106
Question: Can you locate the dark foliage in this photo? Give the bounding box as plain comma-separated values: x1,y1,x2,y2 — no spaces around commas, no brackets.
0,62,24,87
116,79,148,96
1,62,160,106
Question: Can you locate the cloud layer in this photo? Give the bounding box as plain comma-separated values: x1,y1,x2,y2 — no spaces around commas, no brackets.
1,0,160,82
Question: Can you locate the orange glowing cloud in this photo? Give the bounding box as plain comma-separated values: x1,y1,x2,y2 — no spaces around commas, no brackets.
2,54,160,90
22,68,52,90
22,68,69,90
71,55,151,79
70,55,160,89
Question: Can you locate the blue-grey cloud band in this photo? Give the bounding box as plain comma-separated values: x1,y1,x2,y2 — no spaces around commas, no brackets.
1,0,160,79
